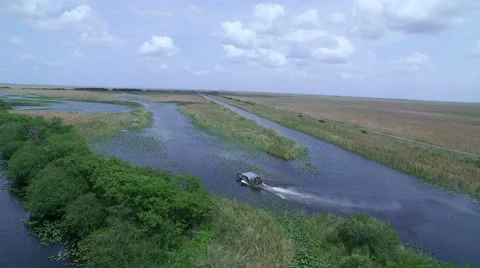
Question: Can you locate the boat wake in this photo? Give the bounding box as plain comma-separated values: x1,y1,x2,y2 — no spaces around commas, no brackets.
262,183,402,212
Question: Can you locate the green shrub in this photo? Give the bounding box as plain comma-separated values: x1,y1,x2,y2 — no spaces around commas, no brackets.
64,193,106,238
338,254,374,268
80,219,171,268
6,142,50,187
27,164,88,218
331,214,401,260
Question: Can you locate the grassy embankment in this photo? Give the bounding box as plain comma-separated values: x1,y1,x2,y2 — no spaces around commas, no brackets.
10,108,150,138
3,89,150,138
142,92,305,160
6,88,131,102
214,95,480,199
0,108,455,267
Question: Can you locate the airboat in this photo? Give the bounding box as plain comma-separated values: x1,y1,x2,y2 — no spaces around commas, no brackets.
236,172,263,188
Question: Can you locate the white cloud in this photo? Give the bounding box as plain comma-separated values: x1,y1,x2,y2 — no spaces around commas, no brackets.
221,21,258,48
220,4,354,68
331,12,345,23
391,52,430,72
0,0,65,16
470,40,480,57
71,50,89,60
8,37,26,45
80,31,123,45
32,5,91,31
138,36,179,56
294,9,321,28
253,3,286,29
352,0,470,39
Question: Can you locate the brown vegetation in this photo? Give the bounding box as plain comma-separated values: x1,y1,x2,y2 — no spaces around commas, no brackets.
225,94,480,155
215,95,480,199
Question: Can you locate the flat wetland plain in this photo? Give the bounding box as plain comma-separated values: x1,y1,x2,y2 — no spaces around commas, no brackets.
215,93,480,199
224,94,480,154
0,86,474,266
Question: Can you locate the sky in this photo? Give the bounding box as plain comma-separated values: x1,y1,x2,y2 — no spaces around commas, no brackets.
0,0,479,102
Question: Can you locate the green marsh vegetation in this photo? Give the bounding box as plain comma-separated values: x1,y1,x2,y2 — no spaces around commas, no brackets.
180,102,305,160
0,108,456,267
215,95,480,200
11,106,151,139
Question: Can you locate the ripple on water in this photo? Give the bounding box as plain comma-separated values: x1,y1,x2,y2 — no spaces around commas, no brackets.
91,100,480,266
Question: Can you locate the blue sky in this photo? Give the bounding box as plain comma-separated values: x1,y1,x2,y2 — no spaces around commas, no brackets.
1,0,479,102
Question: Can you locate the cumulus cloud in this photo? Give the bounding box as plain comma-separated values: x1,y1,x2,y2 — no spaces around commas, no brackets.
391,52,430,72
220,4,355,68
8,37,26,45
80,31,123,45
470,40,480,57
352,0,469,39
252,3,286,29
138,36,179,56
294,9,321,28
221,21,258,48
32,5,91,31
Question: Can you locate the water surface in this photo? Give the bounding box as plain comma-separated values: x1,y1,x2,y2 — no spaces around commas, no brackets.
92,99,480,266
0,172,65,268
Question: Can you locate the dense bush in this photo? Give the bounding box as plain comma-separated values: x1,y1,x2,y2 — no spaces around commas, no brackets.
0,111,214,267
64,193,106,238
331,214,401,262
27,164,88,218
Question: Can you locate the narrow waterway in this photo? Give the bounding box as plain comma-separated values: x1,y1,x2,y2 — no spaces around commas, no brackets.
91,99,480,266
1,94,479,266
0,172,65,268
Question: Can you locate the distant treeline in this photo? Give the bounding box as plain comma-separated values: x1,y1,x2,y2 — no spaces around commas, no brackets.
20,87,224,94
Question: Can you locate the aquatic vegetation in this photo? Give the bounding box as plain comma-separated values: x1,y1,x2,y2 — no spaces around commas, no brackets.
215,95,480,200
6,88,131,102
274,212,455,268
0,111,457,267
181,102,305,160
11,107,151,138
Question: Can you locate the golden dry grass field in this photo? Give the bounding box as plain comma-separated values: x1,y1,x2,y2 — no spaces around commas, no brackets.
224,94,480,155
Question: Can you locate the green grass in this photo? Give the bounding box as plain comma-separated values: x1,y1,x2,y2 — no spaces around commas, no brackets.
0,98,58,107
0,110,459,267
206,199,294,268
180,102,305,160
11,107,151,138
272,212,455,268
214,95,480,200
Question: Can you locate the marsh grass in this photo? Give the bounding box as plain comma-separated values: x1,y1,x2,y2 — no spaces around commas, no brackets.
139,92,209,104
11,108,151,138
273,212,454,268
7,89,130,102
206,199,293,268
180,103,305,160
216,96,480,199
0,98,58,107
